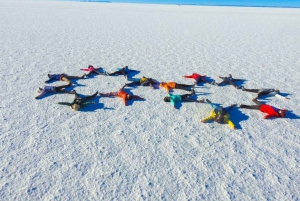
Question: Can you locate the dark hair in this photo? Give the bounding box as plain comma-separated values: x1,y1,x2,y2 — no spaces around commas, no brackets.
127,95,132,100
163,97,170,102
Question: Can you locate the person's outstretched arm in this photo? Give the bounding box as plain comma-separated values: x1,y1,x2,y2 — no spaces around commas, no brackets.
201,112,214,122
122,98,128,106
183,75,193,78
218,76,225,80
80,68,90,71
57,102,72,106
224,119,236,129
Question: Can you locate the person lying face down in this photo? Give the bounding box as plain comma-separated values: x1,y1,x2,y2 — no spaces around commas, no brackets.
35,82,73,99
201,99,237,129
159,81,194,93
183,73,215,85
216,74,242,89
163,89,204,109
80,65,107,76
99,85,144,106
125,76,158,89
241,86,289,100
45,73,85,84
57,90,98,111
240,98,288,119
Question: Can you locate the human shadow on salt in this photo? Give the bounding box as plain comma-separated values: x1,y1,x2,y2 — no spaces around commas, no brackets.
79,97,113,112
229,107,249,130
283,111,300,120
123,89,146,106
258,92,291,100
173,94,205,110
126,70,140,79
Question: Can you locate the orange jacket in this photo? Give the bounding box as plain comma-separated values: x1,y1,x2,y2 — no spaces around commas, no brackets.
160,82,176,92
118,90,128,105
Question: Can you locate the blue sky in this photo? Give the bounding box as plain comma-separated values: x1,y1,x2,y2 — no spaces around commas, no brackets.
109,0,300,7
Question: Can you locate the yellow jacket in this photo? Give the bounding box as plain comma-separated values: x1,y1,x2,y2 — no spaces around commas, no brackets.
202,110,235,129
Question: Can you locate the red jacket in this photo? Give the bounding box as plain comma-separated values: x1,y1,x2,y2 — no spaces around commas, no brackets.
184,73,205,80
260,104,280,119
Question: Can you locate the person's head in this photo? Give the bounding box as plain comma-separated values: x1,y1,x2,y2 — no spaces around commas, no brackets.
163,97,170,102
215,115,224,123
126,94,132,100
88,65,93,68
37,88,42,93
228,74,232,77
71,104,80,111
47,74,51,78
275,89,280,93
278,109,287,118
160,82,165,85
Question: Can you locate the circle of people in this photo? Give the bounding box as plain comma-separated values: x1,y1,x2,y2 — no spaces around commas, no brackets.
35,65,289,130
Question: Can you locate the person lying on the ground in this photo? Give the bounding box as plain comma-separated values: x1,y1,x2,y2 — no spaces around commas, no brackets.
57,90,98,111
239,97,288,119
216,74,242,89
80,65,107,76
163,89,204,109
35,82,73,99
183,73,215,85
99,85,144,106
159,81,194,92
106,66,137,77
45,73,85,84
124,76,158,89
242,86,289,100
201,99,237,129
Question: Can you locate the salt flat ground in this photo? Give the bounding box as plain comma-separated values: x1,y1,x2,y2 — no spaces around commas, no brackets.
0,0,300,200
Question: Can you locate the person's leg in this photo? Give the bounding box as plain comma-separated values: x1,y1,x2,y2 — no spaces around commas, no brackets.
108,70,122,76
99,92,118,97
67,75,84,79
216,80,227,86
127,77,140,82
242,88,259,93
224,104,237,112
181,96,201,103
131,95,144,100
240,104,260,110
125,81,141,87
55,83,72,93
82,91,98,101
256,90,270,98
175,84,192,91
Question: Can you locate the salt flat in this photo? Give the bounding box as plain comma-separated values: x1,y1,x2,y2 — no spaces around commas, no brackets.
0,0,300,200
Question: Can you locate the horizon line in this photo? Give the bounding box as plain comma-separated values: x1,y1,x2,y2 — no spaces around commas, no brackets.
70,0,300,8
